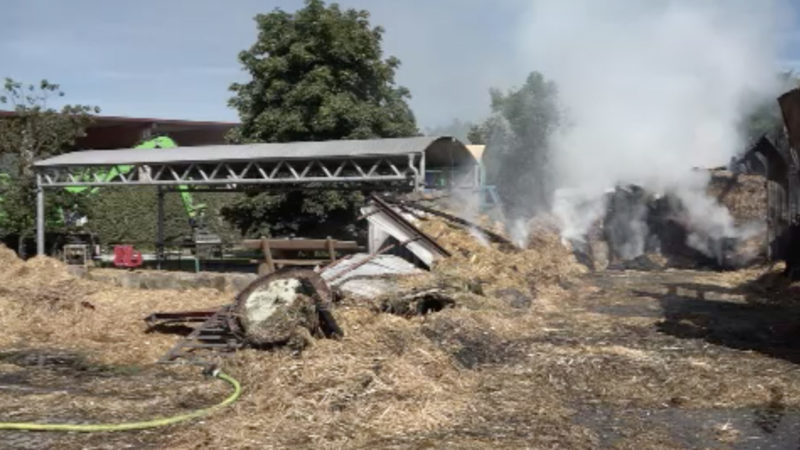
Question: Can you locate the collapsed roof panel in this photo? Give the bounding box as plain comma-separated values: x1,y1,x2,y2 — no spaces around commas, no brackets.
360,196,450,268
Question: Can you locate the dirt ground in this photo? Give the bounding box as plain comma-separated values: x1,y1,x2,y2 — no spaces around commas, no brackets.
2,238,800,448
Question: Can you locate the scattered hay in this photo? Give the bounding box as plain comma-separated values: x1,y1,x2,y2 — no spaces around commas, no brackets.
0,244,24,271
2,236,800,448
415,214,584,301
164,307,483,448
0,247,95,308
0,244,229,364
421,314,525,369
732,264,800,306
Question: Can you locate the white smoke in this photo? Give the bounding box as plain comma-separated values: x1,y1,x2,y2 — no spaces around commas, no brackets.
516,0,787,254
469,226,491,248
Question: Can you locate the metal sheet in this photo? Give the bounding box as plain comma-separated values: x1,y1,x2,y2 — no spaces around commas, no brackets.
360,204,447,268
35,136,472,168
321,253,422,284
321,253,424,299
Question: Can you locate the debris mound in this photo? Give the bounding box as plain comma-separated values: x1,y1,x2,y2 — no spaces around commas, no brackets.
416,214,584,299
0,244,24,272
0,244,90,306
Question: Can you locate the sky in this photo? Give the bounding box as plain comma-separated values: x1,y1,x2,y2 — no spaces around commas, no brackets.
3,0,800,130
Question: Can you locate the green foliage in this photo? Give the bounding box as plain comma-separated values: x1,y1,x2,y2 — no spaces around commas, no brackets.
228,0,417,142
467,124,488,145
220,189,364,240
225,0,417,238
0,78,98,256
84,187,241,250
478,72,560,219
85,187,187,247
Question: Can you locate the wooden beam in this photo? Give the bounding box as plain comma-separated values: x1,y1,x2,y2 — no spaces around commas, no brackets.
258,237,275,275
241,239,359,251
272,259,331,266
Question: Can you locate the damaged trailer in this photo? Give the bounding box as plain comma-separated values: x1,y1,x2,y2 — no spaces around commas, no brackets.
734,88,800,278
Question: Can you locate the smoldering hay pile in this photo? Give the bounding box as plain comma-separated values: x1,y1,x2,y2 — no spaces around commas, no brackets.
412,213,585,302
568,169,769,272
493,0,784,272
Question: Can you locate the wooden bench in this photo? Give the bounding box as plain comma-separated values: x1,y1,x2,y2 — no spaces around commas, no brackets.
241,238,359,275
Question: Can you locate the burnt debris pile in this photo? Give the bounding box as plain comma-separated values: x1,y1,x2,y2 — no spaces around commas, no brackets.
575,170,768,271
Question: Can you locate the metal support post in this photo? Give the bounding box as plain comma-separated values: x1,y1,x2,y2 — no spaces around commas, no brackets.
157,186,165,269
36,173,45,255
419,152,426,191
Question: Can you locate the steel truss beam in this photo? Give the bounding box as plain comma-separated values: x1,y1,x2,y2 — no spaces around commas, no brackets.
37,155,421,189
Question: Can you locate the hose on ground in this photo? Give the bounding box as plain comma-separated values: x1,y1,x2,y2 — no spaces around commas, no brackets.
0,369,240,432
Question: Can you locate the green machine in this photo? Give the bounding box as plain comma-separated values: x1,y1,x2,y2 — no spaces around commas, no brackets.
75,135,222,249
1,136,220,260
64,136,207,224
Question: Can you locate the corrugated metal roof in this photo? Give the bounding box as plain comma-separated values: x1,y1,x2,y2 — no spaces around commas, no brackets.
35,136,472,167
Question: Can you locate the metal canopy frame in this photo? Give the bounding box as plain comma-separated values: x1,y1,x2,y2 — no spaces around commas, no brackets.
37,154,421,188
32,136,480,256
33,153,426,256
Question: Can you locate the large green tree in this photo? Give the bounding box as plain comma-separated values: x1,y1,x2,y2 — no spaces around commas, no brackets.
229,0,416,142
476,72,560,220
0,78,98,257
225,0,417,239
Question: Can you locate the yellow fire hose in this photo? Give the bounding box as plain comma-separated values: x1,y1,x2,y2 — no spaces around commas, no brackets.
0,369,240,432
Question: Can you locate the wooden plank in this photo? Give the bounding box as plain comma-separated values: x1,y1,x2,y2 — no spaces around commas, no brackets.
241,239,358,251
260,237,275,275
272,259,330,266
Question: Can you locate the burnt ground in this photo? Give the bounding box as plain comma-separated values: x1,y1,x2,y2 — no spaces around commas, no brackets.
354,270,800,449
0,350,224,450
2,269,800,448
562,270,800,449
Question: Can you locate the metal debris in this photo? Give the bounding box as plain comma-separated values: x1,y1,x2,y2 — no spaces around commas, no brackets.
152,305,242,364
147,269,342,363
321,253,424,299
362,194,450,267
